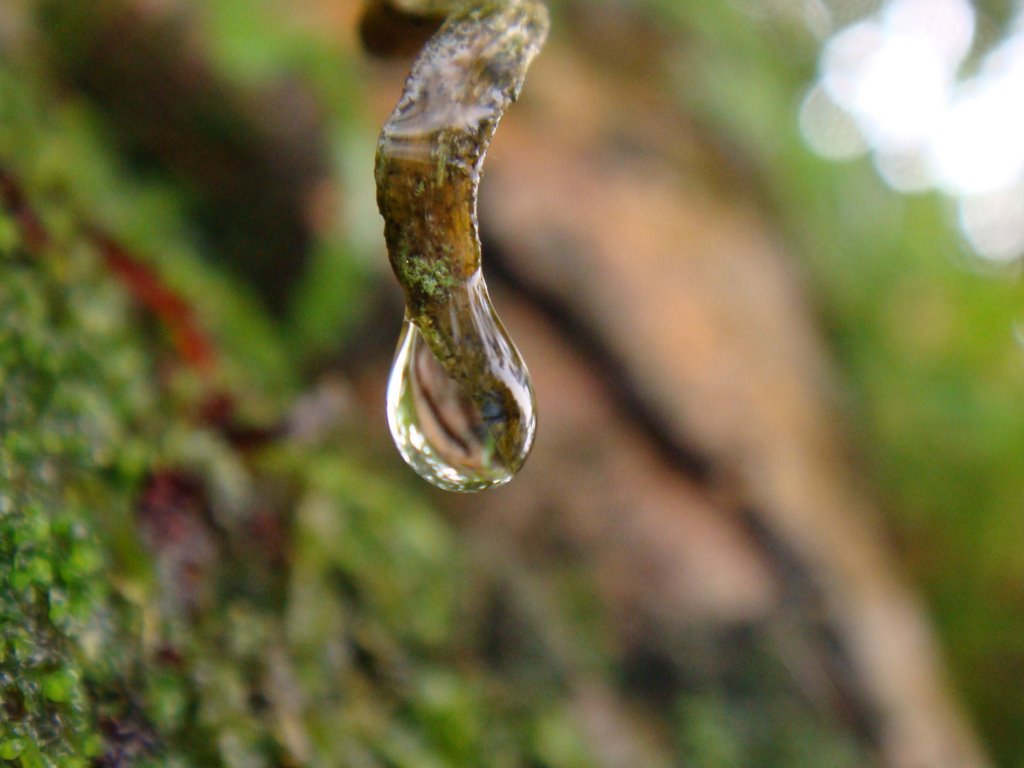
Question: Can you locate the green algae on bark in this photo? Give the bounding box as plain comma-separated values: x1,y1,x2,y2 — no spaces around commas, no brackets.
375,0,549,491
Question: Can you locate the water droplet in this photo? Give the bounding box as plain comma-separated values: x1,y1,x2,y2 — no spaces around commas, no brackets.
386,282,536,492
374,1,547,492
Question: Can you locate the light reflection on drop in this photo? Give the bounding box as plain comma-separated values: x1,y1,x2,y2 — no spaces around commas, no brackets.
387,315,537,492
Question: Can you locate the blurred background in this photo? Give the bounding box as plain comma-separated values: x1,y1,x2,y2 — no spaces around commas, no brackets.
1,0,1023,766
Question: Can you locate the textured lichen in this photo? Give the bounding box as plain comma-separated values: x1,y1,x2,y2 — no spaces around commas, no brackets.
393,243,458,301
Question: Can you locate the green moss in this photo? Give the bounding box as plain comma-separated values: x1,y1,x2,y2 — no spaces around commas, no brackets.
0,227,150,759
395,244,459,303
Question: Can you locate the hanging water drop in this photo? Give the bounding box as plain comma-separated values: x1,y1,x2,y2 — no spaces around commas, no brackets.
387,300,536,492
373,0,549,491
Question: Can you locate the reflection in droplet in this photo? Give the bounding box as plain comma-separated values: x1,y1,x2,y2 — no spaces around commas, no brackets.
387,314,536,493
